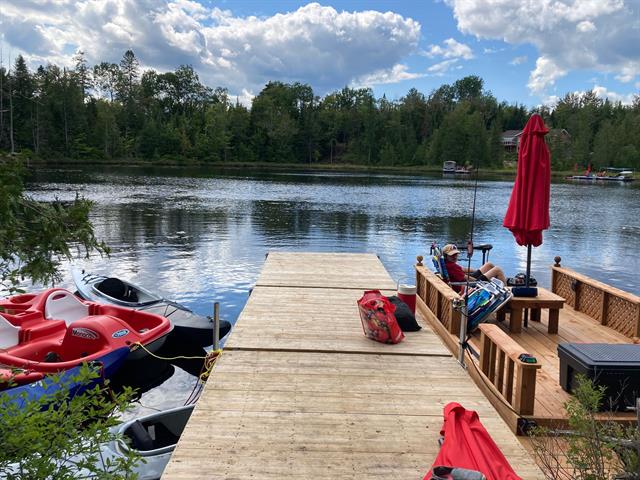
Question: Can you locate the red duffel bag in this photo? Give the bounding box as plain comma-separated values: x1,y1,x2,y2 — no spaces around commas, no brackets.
357,290,404,344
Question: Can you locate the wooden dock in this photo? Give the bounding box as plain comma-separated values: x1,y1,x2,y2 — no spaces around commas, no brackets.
162,252,542,479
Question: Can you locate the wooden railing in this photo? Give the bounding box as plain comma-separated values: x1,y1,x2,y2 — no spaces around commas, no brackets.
415,260,461,335
552,258,640,338
478,324,541,416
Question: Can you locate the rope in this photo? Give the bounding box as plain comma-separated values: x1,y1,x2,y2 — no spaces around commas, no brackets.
132,342,223,398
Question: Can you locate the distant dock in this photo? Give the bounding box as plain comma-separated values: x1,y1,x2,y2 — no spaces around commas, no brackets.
162,252,541,479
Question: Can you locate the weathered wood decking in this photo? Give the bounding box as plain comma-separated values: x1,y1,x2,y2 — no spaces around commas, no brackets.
162,252,542,479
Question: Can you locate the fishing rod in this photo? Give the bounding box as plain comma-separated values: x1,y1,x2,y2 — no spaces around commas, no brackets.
457,155,482,368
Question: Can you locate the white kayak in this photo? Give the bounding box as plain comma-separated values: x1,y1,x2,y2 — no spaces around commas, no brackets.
72,269,230,348
101,404,195,480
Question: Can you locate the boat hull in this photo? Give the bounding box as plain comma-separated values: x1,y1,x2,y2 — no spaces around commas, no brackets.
1,347,129,409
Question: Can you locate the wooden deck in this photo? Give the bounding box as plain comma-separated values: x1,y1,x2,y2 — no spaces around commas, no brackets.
162,252,542,479
471,304,637,425
416,262,638,432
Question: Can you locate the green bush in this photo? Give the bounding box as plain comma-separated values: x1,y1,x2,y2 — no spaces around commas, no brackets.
530,374,640,480
0,365,142,479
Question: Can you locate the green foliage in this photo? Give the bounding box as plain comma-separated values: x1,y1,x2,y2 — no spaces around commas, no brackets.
0,365,141,479
531,375,640,480
2,51,640,170
0,158,109,293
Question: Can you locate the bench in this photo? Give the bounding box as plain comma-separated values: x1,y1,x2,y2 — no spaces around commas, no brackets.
479,324,541,415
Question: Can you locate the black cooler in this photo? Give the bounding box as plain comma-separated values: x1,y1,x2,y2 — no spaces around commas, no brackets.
558,343,640,411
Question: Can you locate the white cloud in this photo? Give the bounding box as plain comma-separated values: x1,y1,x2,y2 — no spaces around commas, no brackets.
425,38,474,59
0,1,421,97
576,20,596,33
234,88,255,107
543,94,561,107
483,47,504,54
354,64,424,87
427,58,460,75
591,85,636,104
445,0,639,96
528,56,567,94
510,55,528,65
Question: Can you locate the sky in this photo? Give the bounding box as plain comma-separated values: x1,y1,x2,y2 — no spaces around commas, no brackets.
1,0,639,107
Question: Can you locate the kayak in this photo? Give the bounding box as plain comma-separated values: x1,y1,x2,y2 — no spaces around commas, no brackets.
72,269,231,347
0,288,173,388
100,404,195,479
1,347,129,409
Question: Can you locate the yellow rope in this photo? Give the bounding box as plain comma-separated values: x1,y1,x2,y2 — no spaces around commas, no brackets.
132,342,222,383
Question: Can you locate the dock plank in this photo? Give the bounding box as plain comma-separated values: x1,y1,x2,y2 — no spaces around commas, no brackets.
163,252,543,479
255,252,397,290
164,351,542,480
226,286,449,356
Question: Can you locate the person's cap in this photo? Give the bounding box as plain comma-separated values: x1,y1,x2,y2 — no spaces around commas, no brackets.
442,244,460,256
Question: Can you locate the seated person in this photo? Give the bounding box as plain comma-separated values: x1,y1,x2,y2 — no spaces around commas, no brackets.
442,244,506,293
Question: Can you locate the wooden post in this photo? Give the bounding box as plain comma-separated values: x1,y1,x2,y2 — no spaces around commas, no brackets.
573,280,582,311
496,350,506,393
450,308,461,335
551,256,561,293
479,330,492,375
488,343,497,382
514,367,537,415
213,302,220,350
505,360,514,402
548,309,560,334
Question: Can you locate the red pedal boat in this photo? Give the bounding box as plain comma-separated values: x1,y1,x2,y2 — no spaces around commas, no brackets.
0,288,173,388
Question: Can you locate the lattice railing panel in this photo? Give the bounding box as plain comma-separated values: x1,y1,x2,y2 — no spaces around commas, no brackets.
578,283,603,321
552,265,640,339
607,296,639,338
554,271,575,307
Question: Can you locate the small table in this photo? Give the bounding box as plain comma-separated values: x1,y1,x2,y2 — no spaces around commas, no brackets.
496,287,566,334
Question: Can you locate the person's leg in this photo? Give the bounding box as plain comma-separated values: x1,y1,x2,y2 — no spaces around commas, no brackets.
483,266,506,284
478,262,495,274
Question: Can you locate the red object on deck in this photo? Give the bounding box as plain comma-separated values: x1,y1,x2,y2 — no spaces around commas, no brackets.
503,114,550,247
426,402,522,480
397,283,417,314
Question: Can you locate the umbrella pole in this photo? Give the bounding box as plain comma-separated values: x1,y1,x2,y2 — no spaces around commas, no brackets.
525,245,532,287
523,245,532,328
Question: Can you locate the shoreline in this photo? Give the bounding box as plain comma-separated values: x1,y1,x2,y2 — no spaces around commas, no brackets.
17,156,586,179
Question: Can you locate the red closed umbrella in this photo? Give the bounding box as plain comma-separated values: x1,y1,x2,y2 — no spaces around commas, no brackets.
503,113,550,247
503,114,550,287
426,402,522,480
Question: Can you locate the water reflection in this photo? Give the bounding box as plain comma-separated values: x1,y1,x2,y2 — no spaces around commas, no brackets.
23,166,640,411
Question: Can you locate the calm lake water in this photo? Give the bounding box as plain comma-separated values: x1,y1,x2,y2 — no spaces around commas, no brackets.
24,166,640,413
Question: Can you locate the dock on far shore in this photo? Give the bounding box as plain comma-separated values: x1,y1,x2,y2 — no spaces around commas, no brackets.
162,252,542,479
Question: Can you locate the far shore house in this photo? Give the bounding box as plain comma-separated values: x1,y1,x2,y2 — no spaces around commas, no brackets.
502,128,571,153
501,130,522,151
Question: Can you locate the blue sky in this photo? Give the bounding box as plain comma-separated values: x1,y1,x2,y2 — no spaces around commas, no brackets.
1,0,639,107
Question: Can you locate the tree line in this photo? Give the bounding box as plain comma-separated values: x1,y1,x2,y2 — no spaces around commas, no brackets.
1,50,639,170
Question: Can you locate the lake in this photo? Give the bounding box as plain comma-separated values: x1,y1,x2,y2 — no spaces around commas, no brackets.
24,166,640,413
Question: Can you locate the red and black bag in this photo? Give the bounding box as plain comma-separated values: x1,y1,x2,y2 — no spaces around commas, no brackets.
357,290,404,344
